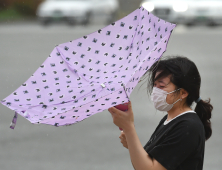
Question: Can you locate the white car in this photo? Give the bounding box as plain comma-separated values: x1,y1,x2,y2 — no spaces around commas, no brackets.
36,0,119,25
140,0,222,26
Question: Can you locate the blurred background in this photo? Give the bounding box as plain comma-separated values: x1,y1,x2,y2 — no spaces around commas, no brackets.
0,0,222,170
1,0,222,26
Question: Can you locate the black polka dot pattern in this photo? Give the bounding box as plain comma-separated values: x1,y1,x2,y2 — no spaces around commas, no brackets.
1,6,176,127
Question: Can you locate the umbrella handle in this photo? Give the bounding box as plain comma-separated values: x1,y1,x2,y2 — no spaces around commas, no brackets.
114,102,130,131
119,127,123,131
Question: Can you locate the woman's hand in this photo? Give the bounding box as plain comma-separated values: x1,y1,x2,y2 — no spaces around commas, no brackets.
119,131,128,149
108,101,134,132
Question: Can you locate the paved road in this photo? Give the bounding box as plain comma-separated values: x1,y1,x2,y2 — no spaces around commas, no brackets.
0,22,222,170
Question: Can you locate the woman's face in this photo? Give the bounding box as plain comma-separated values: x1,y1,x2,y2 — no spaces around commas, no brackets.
154,71,181,105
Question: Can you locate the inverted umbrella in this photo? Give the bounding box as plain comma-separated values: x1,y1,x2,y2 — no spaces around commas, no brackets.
1,6,176,129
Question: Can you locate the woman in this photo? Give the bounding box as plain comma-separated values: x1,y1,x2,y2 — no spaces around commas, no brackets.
108,56,213,170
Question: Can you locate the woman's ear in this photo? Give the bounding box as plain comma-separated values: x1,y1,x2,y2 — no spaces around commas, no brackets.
180,88,189,99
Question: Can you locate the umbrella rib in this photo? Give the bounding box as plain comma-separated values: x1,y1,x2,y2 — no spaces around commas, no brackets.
38,85,128,124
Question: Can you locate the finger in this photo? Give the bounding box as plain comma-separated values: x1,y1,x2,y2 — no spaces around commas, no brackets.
119,131,124,137
108,108,115,114
120,136,126,141
123,144,128,149
120,136,126,142
120,134,126,139
108,109,112,115
128,101,132,110
110,106,123,115
108,108,116,117
121,131,125,136
120,134,126,140
121,140,126,145
120,133,125,139
109,107,117,112
121,138,126,143
121,142,128,148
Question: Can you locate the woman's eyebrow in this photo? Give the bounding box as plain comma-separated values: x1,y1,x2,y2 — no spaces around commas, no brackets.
154,80,170,87
158,80,166,84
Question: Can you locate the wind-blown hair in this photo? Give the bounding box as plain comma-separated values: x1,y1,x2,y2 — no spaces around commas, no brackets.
141,55,213,140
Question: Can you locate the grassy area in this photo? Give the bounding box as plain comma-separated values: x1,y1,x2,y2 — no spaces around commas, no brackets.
0,7,24,21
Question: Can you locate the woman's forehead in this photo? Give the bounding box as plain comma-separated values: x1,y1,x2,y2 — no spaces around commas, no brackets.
154,72,171,83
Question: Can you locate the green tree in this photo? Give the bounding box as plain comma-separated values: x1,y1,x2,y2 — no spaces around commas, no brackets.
13,0,43,16
0,0,43,16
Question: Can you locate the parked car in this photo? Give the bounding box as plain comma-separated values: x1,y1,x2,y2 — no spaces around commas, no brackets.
36,0,119,25
140,0,222,26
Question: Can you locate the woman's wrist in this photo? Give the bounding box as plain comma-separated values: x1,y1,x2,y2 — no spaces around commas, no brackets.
123,122,135,134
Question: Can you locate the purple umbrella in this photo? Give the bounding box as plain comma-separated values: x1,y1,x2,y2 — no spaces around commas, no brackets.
1,6,176,129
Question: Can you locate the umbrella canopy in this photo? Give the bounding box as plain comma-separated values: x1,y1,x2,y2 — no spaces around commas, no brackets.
1,6,176,128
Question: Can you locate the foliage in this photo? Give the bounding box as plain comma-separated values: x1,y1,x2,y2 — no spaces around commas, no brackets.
0,7,23,20
13,0,43,16
0,0,43,16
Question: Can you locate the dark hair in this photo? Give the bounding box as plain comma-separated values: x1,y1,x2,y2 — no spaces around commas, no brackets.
141,55,213,140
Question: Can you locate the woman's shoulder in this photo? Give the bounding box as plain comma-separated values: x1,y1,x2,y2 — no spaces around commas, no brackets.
178,112,203,125
158,112,205,136
170,113,205,134
160,111,201,126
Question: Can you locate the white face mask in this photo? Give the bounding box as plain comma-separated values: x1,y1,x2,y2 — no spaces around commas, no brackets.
151,87,182,112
